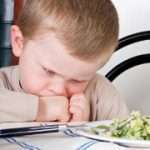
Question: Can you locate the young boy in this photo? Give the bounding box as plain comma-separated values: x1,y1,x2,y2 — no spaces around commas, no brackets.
0,0,128,122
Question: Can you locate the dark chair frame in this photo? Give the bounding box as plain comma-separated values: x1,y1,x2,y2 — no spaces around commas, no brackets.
106,31,150,81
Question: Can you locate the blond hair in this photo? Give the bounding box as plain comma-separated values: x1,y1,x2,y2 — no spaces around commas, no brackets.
17,0,119,60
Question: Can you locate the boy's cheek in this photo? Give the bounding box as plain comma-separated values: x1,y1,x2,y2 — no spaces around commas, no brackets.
20,76,47,95
68,82,89,97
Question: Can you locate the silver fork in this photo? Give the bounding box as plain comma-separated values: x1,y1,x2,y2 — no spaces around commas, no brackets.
0,123,86,138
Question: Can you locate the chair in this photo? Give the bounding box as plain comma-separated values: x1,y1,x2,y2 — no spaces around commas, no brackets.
0,0,14,67
106,31,150,81
105,31,150,114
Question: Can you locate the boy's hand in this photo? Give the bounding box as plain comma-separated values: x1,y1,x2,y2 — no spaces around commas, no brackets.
36,96,70,122
69,93,90,122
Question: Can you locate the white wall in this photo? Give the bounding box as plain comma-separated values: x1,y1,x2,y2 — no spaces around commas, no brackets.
99,0,150,115
113,0,150,37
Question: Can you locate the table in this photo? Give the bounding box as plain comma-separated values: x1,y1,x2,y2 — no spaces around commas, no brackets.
0,122,148,150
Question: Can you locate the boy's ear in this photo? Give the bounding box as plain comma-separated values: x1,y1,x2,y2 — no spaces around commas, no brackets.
11,25,24,57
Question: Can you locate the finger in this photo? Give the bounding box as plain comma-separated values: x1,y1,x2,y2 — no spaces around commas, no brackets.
70,98,86,112
70,102,90,121
58,111,71,122
69,105,83,121
70,93,85,100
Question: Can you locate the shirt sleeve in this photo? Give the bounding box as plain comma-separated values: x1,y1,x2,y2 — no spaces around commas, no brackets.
0,75,39,122
90,75,129,121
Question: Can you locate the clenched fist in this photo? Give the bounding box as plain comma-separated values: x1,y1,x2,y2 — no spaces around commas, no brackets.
36,96,70,122
69,93,90,122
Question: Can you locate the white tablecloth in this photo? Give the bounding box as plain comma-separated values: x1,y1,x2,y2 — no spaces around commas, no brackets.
0,122,149,150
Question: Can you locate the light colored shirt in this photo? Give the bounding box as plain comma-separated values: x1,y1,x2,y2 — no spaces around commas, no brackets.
0,65,129,122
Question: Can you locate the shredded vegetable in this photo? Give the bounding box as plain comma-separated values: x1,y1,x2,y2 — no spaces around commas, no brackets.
91,111,150,140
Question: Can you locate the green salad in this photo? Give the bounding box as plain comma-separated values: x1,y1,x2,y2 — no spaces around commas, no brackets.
91,111,150,140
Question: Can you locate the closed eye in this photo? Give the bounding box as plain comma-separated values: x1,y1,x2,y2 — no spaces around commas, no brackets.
43,67,55,76
70,79,86,84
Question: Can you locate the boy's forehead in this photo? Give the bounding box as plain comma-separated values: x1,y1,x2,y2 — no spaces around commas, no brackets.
30,32,104,80
43,47,99,80
27,33,106,80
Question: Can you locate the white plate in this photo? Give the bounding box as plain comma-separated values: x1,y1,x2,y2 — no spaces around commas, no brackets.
73,121,150,149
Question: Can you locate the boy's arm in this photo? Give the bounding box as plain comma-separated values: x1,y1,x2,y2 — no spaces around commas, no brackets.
0,68,38,122
0,88,38,122
89,75,129,121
